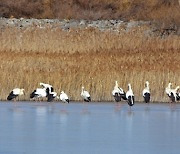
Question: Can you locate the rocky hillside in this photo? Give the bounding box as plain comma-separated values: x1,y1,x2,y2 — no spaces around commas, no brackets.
0,18,179,37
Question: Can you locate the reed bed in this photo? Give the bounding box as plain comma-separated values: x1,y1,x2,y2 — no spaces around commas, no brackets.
0,26,180,102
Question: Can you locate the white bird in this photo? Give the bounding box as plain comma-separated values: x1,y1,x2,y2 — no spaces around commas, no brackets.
112,81,126,102
170,86,180,102
165,83,179,102
7,88,25,101
81,86,91,102
39,82,57,102
143,81,150,103
126,84,135,106
30,88,47,99
165,83,172,96
112,81,121,102
40,82,54,93
59,91,69,103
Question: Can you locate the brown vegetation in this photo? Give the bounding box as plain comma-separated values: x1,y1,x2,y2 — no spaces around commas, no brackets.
0,0,179,26
0,26,179,102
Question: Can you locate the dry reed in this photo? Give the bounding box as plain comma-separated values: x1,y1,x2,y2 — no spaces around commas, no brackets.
0,26,179,102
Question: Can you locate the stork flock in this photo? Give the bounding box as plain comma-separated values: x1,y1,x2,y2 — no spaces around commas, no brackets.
112,81,150,107
6,82,90,104
112,81,180,106
6,81,180,106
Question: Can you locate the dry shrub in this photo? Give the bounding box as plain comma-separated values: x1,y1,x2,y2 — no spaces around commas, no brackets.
0,0,44,18
0,26,179,102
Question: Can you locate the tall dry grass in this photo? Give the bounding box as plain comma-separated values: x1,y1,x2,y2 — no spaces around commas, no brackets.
0,0,179,26
0,26,180,102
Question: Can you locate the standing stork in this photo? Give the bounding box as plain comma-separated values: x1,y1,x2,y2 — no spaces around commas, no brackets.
39,82,57,102
112,81,121,102
165,83,179,102
170,86,180,103
59,91,69,112
59,91,69,103
30,88,47,101
81,86,91,112
165,82,173,102
165,83,172,97
126,84,135,107
81,86,91,102
40,82,54,93
7,88,25,101
143,81,150,103
112,81,126,102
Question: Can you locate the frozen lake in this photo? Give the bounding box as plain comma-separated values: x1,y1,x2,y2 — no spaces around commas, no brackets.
0,102,180,154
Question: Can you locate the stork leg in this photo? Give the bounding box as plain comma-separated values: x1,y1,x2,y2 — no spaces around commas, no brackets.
169,103,176,111
82,101,88,113
114,102,121,112
13,97,17,107
61,103,67,113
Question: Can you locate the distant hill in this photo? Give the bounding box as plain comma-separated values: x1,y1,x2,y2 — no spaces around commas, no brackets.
0,0,179,26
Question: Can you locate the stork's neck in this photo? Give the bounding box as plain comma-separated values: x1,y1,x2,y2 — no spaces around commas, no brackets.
175,86,180,92
146,83,149,90
115,81,119,89
128,84,132,91
168,83,172,89
82,87,84,92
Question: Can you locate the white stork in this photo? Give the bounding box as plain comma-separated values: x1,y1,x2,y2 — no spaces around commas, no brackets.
39,82,57,102
81,86,91,102
30,88,47,100
165,83,172,96
165,83,179,102
30,86,57,102
112,81,126,102
59,91,69,103
40,82,54,93
126,84,135,107
170,86,180,102
7,88,25,101
142,81,150,103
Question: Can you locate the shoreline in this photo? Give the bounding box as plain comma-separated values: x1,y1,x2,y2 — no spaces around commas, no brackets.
0,100,174,104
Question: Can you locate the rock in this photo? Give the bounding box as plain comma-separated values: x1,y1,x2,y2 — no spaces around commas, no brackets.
0,17,178,36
